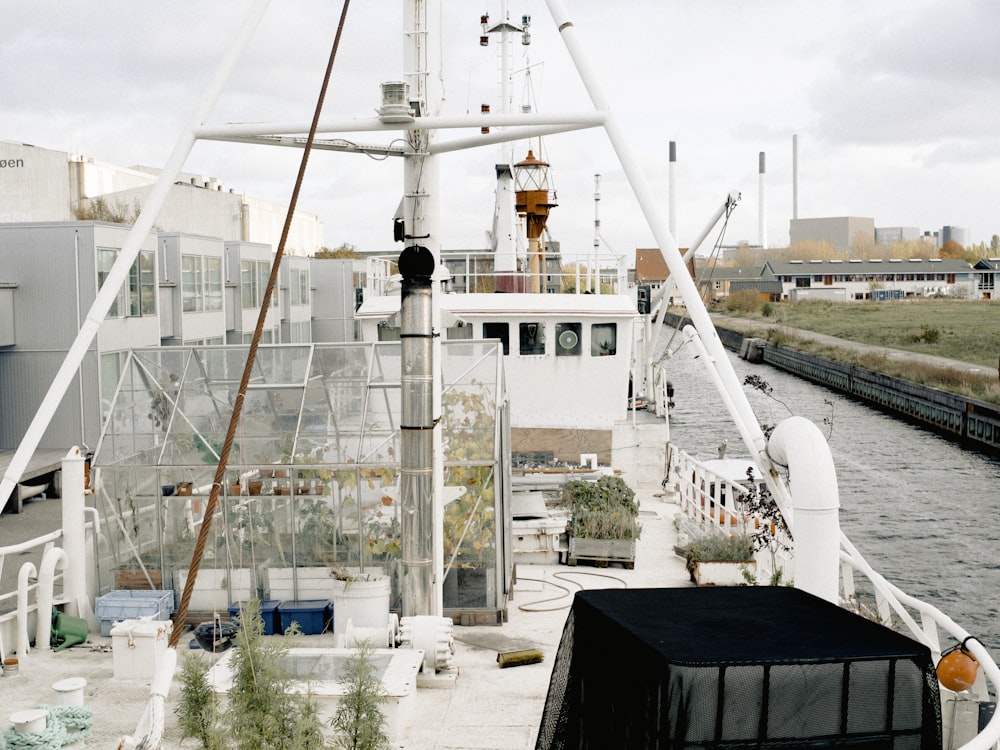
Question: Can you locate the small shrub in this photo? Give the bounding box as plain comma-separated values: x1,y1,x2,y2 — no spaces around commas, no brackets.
330,642,391,750
761,301,774,317
176,599,328,750
177,652,225,750
682,534,754,565
725,290,763,314
564,475,641,540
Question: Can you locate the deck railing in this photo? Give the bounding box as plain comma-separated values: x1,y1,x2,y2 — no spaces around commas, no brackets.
364,251,629,298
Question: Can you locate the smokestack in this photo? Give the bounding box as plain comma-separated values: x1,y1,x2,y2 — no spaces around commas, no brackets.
668,141,677,240
792,134,799,220
758,151,767,249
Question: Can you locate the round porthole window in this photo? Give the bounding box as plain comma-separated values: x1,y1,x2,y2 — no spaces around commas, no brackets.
558,329,579,350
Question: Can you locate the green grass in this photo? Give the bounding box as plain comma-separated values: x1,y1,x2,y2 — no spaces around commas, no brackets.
710,299,1000,406
763,299,1000,368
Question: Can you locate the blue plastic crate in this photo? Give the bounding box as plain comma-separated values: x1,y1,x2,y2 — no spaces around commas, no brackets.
96,589,174,636
278,599,331,635
229,600,280,635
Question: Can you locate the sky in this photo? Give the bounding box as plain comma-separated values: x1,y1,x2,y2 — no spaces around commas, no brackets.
4,0,1000,263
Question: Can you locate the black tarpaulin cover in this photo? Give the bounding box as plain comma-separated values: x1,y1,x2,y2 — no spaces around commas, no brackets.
536,586,941,749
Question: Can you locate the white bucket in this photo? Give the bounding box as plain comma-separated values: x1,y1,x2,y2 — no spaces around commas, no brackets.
331,576,390,637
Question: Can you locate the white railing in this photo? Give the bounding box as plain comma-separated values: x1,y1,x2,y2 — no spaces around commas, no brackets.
672,446,1000,750
672,448,792,586
0,530,65,658
650,364,673,417
365,251,629,297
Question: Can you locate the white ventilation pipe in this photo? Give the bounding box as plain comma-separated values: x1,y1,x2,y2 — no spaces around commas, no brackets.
767,416,840,602
35,547,68,652
61,447,90,622
16,562,37,656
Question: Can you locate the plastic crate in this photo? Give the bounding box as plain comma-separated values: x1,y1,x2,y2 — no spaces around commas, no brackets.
278,600,331,635
229,600,280,635
96,589,174,637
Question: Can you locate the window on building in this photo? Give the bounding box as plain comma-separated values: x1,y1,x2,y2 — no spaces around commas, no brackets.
299,269,310,306
182,254,203,312
555,322,582,356
205,257,223,311
241,259,277,309
241,260,257,309
591,323,617,356
99,247,157,318
519,322,545,355
242,329,275,344
483,322,509,355
182,255,222,312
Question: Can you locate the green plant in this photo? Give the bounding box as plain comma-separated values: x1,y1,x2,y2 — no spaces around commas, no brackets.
330,642,391,750
681,534,754,575
740,467,792,585
298,497,339,564
177,653,225,750
175,599,326,750
441,383,498,568
564,475,641,541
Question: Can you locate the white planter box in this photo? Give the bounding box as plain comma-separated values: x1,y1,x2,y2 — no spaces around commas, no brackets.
267,566,333,601
693,560,755,586
176,569,253,611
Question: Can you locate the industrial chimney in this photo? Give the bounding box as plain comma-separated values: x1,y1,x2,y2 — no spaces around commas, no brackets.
758,151,767,249
792,134,799,220
669,141,677,240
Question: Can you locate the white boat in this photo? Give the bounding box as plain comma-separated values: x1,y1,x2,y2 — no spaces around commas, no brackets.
0,2,998,749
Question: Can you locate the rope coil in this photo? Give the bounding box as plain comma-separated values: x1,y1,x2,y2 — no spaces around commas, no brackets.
2,705,93,750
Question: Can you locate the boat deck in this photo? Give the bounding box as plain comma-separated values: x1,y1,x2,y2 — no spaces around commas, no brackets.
0,486,690,749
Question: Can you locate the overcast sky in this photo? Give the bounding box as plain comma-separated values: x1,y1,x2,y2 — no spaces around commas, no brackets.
5,1,999,261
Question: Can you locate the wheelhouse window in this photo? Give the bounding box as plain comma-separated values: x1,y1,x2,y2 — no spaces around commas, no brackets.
591,323,617,356
555,322,582,356
519,322,545,355
483,322,509,355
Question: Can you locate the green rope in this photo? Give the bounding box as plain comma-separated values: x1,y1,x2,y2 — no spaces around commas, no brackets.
47,706,93,745
1,705,93,750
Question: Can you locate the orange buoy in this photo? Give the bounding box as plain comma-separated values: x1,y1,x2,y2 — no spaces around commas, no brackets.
936,641,980,692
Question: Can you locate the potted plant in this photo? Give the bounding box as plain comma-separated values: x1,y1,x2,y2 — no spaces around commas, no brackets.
680,533,755,586
565,475,640,568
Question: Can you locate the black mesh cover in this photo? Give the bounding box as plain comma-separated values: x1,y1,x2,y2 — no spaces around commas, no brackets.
536,587,941,749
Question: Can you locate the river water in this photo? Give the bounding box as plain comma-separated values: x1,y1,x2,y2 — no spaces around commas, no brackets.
663,340,1000,653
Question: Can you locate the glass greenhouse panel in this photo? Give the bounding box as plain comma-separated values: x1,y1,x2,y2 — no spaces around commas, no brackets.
92,341,508,617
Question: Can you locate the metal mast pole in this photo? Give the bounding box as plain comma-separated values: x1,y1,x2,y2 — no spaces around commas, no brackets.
399,0,443,618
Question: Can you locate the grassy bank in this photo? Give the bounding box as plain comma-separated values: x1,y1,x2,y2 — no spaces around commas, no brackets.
708,298,1000,406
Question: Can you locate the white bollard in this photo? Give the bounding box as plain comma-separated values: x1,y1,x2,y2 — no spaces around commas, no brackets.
11,708,48,734
53,677,87,706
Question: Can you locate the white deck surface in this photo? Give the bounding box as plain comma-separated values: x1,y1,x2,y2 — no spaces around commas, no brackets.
0,488,690,749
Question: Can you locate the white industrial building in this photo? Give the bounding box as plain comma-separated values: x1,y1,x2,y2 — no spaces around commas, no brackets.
763,258,978,302
0,139,323,256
